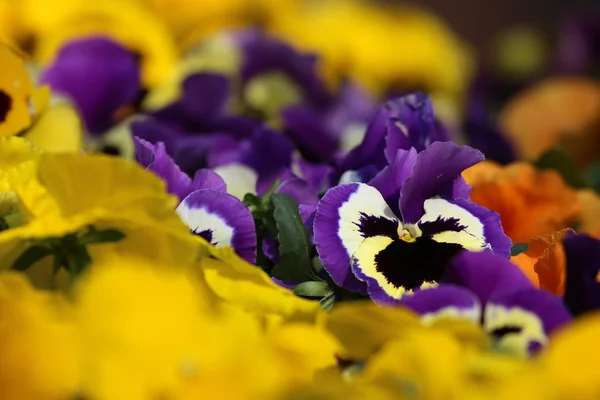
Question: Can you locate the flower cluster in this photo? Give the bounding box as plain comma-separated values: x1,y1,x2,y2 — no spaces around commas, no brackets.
1,1,600,399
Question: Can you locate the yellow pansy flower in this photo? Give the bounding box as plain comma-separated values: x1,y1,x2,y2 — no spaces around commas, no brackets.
268,0,472,99
541,313,600,399
324,300,420,360
198,243,321,321
0,271,80,399
0,153,199,276
0,42,50,137
0,136,42,216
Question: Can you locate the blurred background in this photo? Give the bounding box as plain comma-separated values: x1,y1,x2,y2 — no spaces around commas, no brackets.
400,0,597,66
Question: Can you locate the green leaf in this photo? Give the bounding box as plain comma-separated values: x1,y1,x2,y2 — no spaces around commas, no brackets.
270,193,320,282
510,243,529,257
65,245,93,281
293,281,330,297
78,228,126,246
534,148,588,189
12,245,54,271
243,193,261,210
260,179,281,207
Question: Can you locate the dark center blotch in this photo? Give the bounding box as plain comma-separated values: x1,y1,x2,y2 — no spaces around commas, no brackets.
193,228,214,245
490,325,523,339
374,237,462,290
356,212,399,239
100,144,121,156
419,216,467,236
0,90,12,123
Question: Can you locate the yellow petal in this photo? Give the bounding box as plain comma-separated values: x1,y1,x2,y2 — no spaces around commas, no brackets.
24,103,83,153
324,300,420,360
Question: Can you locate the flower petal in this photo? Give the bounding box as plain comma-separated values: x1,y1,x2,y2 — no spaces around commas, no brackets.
177,189,257,264
485,288,572,355
181,73,230,119
213,163,258,200
351,235,462,304
563,234,600,315
41,37,141,134
399,284,482,324
418,197,512,258
314,183,399,293
368,148,418,215
442,250,533,305
400,142,484,224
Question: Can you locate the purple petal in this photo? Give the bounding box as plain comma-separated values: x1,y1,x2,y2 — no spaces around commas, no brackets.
181,73,230,119
464,89,516,165
314,183,400,293
338,165,381,185
383,93,448,163
190,169,227,193
177,189,257,264
335,106,389,174
563,234,600,315
276,178,319,206
399,284,482,323
281,106,338,162
325,83,377,138
41,36,141,134
399,142,484,224
271,277,298,290
368,148,418,214
485,288,572,355
263,235,280,264
488,288,572,336
236,29,332,109
442,250,533,305
294,158,333,194
299,204,317,230
130,119,182,154
240,127,295,194
133,137,192,201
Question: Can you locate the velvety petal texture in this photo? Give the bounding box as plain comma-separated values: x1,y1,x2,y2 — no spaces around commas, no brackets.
41,37,141,134
485,288,572,355
134,137,226,200
400,142,485,223
399,284,482,324
314,183,399,293
442,251,533,305
177,189,257,263
563,234,600,315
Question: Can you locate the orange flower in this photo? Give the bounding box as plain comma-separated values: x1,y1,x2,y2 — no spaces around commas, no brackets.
511,229,572,295
499,77,600,167
463,161,580,243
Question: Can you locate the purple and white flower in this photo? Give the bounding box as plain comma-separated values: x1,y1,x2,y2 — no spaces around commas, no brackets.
313,141,511,303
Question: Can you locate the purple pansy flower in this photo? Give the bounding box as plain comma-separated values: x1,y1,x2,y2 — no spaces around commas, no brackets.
235,29,333,111
463,79,516,165
563,233,600,316
41,36,141,135
280,83,377,163
553,13,600,74
400,251,572,356
313,141,511,302
134,136,257,263
334,92,449,183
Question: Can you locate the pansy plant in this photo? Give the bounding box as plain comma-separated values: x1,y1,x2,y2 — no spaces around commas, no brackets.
313,141,511,304
134,136,257,263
